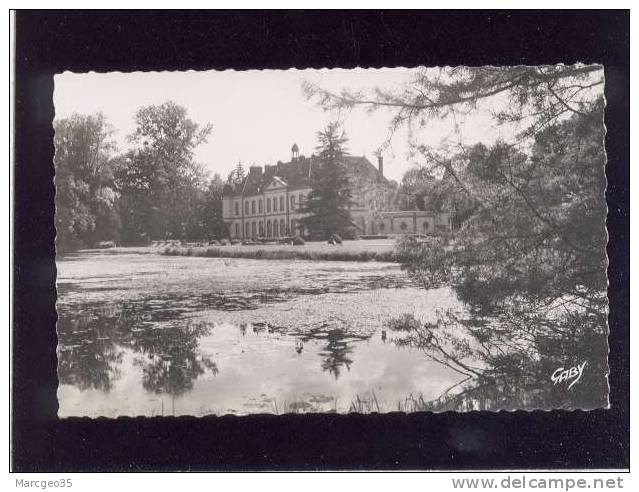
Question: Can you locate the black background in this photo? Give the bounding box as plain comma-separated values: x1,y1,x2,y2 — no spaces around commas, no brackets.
13,10,630,471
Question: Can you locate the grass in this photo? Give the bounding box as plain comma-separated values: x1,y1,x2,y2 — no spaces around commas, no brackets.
161,239,400,262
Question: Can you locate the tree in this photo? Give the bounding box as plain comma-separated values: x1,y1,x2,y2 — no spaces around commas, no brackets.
115,101,212,243
187,174,229,240
54,113,120,251
305,65,608,410
227,162,246,185
300,122,354,239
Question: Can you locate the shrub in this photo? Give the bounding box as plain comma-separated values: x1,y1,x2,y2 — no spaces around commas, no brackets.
329,233,343,244
292,235,305,246
96,240,116,249
341,227,359,240
220,238,230,246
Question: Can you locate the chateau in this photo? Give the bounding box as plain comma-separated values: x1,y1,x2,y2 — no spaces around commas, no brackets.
222,144,451,240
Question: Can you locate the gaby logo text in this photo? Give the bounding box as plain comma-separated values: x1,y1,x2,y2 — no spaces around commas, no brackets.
551,361,587,390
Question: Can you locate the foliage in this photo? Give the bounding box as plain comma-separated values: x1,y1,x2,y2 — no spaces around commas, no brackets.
54,113,120,251
303,65,603,145
115,101,213,243
306,65,608,410
398,112,608,410
55,103,229,250
227,162,246,185
400,161,477,226
185,174,229,240
300,122,355,239
163,243,398,262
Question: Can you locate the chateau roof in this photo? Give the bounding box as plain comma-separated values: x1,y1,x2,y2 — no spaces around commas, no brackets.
223,155,387,197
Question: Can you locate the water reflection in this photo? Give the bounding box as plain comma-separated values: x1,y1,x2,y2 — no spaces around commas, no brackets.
57,298,373,401
57,311,124,392
57,252,467,416
57,303,219,398
241,322,369,379
130,323,219,396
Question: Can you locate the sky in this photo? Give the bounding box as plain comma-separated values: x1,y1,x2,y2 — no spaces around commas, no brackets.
54,68,507,183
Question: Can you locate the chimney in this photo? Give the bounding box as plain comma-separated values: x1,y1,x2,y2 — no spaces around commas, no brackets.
377,155,384,179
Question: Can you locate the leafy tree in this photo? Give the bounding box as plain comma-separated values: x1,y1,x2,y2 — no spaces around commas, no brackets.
300,122,355,239
182,174,229,240
305,65,608,410
54,113,120,251
115,101,212,243
200,174,229,239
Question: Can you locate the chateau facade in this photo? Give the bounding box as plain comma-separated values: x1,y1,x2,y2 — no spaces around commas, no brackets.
222,144,451,240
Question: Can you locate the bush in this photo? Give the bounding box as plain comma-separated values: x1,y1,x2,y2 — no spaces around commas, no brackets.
220,238,230,246
341,226,359,240
328,233,343,245
292,235,305,246
96,240,116,249
231,239,241,245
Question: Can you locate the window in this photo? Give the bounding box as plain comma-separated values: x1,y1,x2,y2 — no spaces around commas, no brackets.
267,198,271,212
423,221,430,231
245,222,250,237
298,193,303,209
235,224,239,237
400,222,408,231
244,201,249,214
273,220,279,237
251,200,256,215
291,219,297,234
280,219,286,236
291,195,296,209
258,200,263,213
379,222,385,231
251,222,256,237
235,202,239,216
267,220,272,237
273,198,277,212
280,196,285,211
259,221,264,236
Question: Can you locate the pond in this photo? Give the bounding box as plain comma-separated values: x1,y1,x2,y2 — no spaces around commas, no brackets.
56,250,467,417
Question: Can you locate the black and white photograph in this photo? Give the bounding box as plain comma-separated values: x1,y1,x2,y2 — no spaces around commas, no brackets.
53,65,609,417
